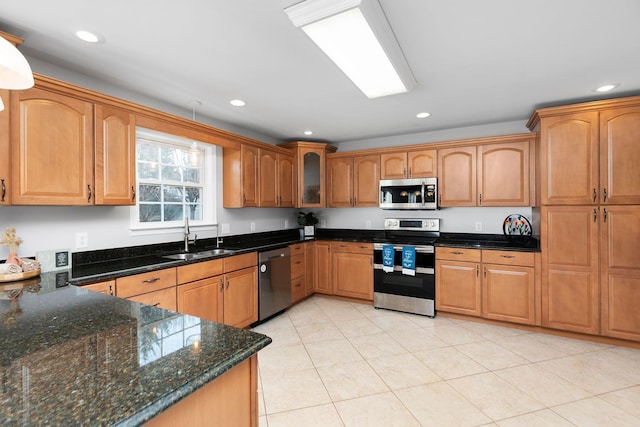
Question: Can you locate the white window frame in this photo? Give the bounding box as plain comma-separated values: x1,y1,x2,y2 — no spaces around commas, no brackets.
130,127,216,235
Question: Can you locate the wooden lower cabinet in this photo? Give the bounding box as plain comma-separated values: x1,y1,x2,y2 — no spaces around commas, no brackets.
436,247,537,325
224,266,259,328
290,243,306,304
541,206,600,334
83,280,115,295
304,242,315,295
482,251,536,324
601,205,640,340
176,255,258,329
331,242,373,301
436,249,482,316
177,276,224,323
314,241,332,294
116,268,177,311
146,356,258,427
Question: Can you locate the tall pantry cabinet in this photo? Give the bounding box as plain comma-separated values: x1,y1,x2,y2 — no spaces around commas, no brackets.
528,97,640,339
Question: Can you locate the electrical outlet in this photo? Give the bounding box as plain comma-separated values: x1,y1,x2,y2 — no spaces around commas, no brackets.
250,222,256,232
365,220,372,229
75,232,88,248
221,223,230,234
284,220,289,228
320,220,327,228
475,222,482,232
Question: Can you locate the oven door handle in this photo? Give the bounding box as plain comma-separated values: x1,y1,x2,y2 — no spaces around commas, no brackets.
374,264,434,274
373,244,434,253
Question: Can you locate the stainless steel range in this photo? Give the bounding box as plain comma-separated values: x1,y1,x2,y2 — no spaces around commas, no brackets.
373,218,440,317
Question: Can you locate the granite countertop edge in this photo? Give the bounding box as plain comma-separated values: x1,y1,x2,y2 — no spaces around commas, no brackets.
116,335,272,427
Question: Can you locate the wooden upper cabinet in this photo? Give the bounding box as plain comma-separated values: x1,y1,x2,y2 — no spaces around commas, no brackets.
327,156,353,207
258,149,278,207
540,112,599,205
478,141,530,206
438,146,477,207
223,144,260,208
353,155,379,207
10,87,94,205
278,153,295,207
0,89,8,205
599,106,640,205
380,149,436,179
242,145,259,207
94,104,136,205
327,155,379,207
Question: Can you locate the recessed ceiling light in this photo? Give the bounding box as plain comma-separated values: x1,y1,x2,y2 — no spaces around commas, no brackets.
75,30,104,44
229,99,246,107
416,112,431,119
595,84,619,93
304,130,313,136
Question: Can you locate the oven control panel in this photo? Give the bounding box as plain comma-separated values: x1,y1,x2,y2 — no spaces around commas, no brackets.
384,218,440,231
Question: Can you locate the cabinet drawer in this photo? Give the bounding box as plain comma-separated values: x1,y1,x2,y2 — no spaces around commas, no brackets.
291,254,305,279
291,276,306,303
436,247,481,262
330,241,372,254
83,280,115,295
290,243,305,256
116,268,176,298
177,259,223,284
127,287,176,311
223,252,257,273
482,250,534,267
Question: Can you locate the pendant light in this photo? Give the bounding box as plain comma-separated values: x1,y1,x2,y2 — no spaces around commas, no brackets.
188,101,202,166
0,33,35,111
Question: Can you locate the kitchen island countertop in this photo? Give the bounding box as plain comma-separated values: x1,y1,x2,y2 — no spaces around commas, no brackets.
0,272,271,426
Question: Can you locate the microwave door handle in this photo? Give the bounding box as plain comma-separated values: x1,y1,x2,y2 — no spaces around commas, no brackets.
421,182,425,206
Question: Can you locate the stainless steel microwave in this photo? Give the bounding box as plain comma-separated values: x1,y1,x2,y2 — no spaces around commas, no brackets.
379,178,438,210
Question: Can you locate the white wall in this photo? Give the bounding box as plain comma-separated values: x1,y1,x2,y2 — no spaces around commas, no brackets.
312,206,533,235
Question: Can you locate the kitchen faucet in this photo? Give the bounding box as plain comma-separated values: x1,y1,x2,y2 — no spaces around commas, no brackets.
215,224,223,248
184,216,197,252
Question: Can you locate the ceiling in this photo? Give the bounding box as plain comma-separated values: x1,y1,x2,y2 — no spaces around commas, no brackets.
2,0,640,144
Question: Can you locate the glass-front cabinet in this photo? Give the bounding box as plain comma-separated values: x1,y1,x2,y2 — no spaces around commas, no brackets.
278,141,337,207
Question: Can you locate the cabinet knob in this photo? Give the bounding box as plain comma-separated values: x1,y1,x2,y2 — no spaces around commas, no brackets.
143,277,161,283
603,188,607,203
500,255,515,259
1,178,5,202
87,184,92,203
452,251,464,255
593,188,597,202
131,186,136,202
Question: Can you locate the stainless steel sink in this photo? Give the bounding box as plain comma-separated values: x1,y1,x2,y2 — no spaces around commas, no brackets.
162,248,235,260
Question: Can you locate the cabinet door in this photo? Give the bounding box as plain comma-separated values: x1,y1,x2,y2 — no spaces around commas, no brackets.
241,145,259,207
436,260,481,316
177,276,224,323
258,149,278,207
380,152,407,179
299,147,325,207
600,106,640,205
278,153,296,207
601,205,640,341
332,251,373,300
314,241,332,294
353,154,379,207
0,89,8,205
437,146,477,206
408,149,437,178
540,112,599,205
83,280,115,295
11,87,94,205
327,157,353,207
305,242,315,295
478,141,529,206
483,263,535,325
541,206,599,334
128,287,177,312
223,266,258,328
94,104,136,205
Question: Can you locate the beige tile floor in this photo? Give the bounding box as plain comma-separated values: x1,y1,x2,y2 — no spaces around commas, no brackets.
251,296,640,427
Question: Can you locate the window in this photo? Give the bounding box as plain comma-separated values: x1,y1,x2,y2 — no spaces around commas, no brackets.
131,128,215,231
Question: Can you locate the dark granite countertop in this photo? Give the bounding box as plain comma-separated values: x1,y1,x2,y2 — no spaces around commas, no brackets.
435,232,539,252
0,272,271,426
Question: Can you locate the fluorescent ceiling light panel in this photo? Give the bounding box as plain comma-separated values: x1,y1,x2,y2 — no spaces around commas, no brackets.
285,0,415,98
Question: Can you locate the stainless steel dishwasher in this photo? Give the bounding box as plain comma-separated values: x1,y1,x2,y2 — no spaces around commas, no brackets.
257,246,291,322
